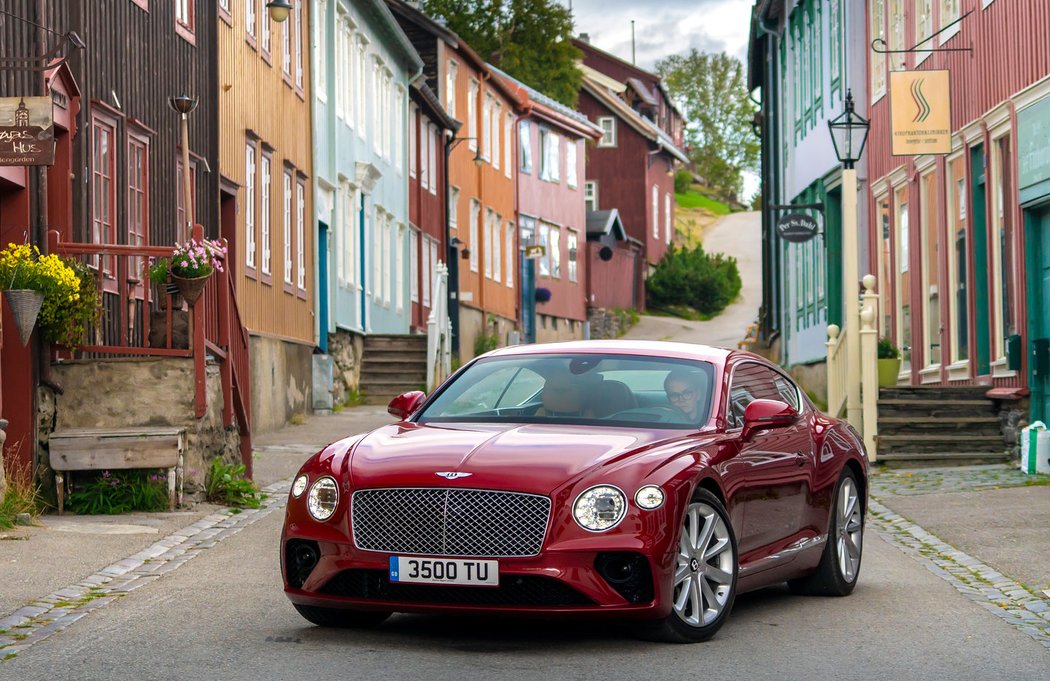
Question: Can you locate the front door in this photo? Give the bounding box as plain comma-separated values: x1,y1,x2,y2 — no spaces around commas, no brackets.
1028,204,1050,423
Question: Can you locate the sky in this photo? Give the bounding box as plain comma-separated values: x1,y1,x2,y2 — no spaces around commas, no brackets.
565,0,760,199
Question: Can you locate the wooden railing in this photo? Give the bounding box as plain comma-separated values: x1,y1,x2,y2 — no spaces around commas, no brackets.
48,224,253,475
426,262,451,392
826,275,880,462
825,323,847,419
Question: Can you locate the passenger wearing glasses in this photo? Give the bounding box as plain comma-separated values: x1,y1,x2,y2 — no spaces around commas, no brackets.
664,369,704,423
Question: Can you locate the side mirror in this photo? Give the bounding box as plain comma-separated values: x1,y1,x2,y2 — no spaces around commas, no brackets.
741,399,798,440
388,391,426,420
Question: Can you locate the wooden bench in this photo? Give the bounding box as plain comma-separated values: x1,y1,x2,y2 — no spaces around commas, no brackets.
49,427,186,514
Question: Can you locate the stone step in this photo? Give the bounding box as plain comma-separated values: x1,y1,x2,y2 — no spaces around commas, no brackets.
877,416,1002,436
364,335,428,352
877,433,1005,454
875,451,1015,466
878,387,990,400
877,399,996,418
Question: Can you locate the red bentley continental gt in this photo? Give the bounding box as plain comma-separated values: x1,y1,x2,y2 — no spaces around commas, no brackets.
281,341,868,642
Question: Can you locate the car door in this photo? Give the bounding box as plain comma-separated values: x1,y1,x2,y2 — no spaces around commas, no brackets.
719,361,814,558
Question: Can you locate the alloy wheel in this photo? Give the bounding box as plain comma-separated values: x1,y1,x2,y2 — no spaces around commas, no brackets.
672,501,735,627
836,476,863,583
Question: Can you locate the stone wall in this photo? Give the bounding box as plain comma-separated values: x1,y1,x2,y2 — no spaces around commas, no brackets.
47,358,239,496
328,330,364,406
587,307,637,340
998,398,1029,463
248,335,313,433
458,308,516,362
535,314,585,344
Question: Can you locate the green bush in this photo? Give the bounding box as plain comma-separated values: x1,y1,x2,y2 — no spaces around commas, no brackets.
473,330,499,356
645,244,742,317
674,170,693,195
205,458,264,509
67,470,169,515
877,337,900,359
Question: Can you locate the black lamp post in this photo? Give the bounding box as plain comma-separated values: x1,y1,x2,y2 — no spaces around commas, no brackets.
827,89,870,170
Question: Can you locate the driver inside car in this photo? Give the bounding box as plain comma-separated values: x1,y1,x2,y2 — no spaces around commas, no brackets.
664,369,705,424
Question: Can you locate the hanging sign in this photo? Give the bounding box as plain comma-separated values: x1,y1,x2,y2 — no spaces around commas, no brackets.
776,212,820,243
524,245,546,259
890,70,951,156
0,96,54,166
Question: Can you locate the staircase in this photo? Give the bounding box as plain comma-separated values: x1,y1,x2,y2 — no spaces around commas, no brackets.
359,334,428,405
876,387,1010,465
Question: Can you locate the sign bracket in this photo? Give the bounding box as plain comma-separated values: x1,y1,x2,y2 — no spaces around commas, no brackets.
872,9,973,56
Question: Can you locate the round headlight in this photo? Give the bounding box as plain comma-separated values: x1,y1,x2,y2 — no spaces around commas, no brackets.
307,477,339,521
291,475,308,498
635,485,665,510
573,485,627,532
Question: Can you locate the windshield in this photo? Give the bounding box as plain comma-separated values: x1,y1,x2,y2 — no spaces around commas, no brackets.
416,353,717,429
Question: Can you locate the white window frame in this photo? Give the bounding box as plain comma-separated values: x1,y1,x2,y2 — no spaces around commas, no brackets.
422,235,432,307
915,0,933,65
316,0,328,97
652,184,659,239
449,186,459,229
585,181,598,212
482,93,493,162
446,60,458,118
504,112,513,179
420,120,430,190
519,120,533,173
396,223,404,312
294,0,303,89
493,213,502,283
567,229,578,282
356,35,368,136
261,154,272,275
598,117,616,147
484,208,494,279
283,170,293,285
940,0,962,44
395,85,406,174
409,104,418,178
245,143,256,270
492,101,502,170
428,125,438,196
566,141,577,189
664,191,672,244
468,79,478,151
469,199,480,272
871,0,887,101
505,221,515,288
245,0,256,40
410,228,420,303
550,225,561,279
296,179,306,290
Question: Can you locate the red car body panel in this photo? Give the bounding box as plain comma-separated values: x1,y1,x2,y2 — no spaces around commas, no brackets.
282,341,868,619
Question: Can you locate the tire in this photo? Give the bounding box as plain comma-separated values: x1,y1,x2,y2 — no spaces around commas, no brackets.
789,467,864,597
293,604,391,629
638,489,738,643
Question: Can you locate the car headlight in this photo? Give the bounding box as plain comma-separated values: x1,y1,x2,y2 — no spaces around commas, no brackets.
306,477,339,521
635,485,665,510
291,475,308,498
573,485,627,532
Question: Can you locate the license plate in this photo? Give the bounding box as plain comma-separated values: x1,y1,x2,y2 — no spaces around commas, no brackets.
389,556,499,586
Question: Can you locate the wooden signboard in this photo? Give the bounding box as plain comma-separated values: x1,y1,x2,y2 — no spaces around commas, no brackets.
0,96,55,166
890,70,951,156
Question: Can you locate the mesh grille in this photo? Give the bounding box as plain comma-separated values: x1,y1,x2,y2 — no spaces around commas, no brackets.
352,488,551,557
321,569,594,607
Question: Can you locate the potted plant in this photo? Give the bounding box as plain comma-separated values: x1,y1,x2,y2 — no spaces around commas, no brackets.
877,337,901,387
149,237,226,306
534,287,552,303
0,242,100,348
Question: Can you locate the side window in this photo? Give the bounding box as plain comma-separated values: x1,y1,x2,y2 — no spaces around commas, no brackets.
726,362,795,429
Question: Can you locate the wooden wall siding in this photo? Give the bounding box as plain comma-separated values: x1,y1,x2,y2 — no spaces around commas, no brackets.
219,1,314,345
0,1,69,94
408,104,448,331
587,242,637,309
448,58,518,324
867,0,1050,183
65,0,220,251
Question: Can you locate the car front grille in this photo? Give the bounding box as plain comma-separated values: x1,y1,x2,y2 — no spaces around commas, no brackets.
320,569,595,607
351,488,551,557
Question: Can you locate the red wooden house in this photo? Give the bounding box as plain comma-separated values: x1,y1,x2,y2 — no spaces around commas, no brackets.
865,0,1050,429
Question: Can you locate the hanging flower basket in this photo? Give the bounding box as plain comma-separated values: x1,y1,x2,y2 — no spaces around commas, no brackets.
534,287,552,303
3,289,44,345
171,273,210,306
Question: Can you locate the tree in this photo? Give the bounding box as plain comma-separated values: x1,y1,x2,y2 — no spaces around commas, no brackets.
422,0,582,107
656,50,760,201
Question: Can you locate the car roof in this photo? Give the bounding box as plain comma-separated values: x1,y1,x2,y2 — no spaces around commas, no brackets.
483,339,740,365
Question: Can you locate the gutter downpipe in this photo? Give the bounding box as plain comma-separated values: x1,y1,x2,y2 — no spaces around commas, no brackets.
756,5,783,346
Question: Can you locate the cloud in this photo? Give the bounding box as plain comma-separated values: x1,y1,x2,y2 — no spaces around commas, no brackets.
569,0,752,70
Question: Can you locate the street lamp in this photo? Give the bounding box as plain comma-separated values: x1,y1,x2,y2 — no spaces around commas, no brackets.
266,1,294,23
827,88,870,431
169,95,199,235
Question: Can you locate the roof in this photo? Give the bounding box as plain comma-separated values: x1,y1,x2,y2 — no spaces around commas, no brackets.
360,0,424,76
626,77,659,107
585,209,627,241
572,37,684,119
411,81,460,133
581,75,689,163
489,66,602,140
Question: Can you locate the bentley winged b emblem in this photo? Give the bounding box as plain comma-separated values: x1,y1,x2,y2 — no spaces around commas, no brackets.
435,472,472,480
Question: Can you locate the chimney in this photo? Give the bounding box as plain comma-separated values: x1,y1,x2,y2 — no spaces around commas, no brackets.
579,32,590,43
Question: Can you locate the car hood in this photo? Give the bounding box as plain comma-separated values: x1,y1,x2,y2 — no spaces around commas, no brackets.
348,422,684,495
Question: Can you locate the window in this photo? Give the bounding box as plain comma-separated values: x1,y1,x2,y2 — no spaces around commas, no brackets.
338,182,354,285
283,170,293,285
991,135,1014,362
566,141,577,189
420,121,430,190
428,238,439,302
567,229,578,282
246,0,256,41
356,36,368,133
493,214,502,283
888,0,905,72
550,226,561,279
538,222,550,276
539,129,560,182
895,185,911,374
492,101,501,170
598,117,616,147
90,116,116,259
316,0,327,91
428,125,438,195
261,0,272,57
127,134,149,271
294,0,304,89
792,18,801,130
410,229,420,304
664,192,672,244
915,0,933,64
505,222,514,288
876,193,892,335
920,168,941,368
469,199,480,272
449,186,459,229
409,105,418,178
504,112,513,179
940,0,961,35
446,60,458,117
396,223,404,312
946,155,968,364
423,235,432,307
585,181,598,212
282,2,292,76
261,153,272,276
652,184,659,239
396,86,406,174
373,60,382,154
297,178,306,291
335,12,347,117
484,209,494,279
519,120,533,173
870,0,887,100
176,0,195,42
468,79,478,151
829,0,842,89
482,93,493,161
726,362,799,429
245,143,257,270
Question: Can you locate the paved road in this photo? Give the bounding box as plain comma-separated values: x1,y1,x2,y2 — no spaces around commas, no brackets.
623,211,761,349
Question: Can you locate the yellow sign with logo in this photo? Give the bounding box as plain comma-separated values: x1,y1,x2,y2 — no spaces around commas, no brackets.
890,70,951,156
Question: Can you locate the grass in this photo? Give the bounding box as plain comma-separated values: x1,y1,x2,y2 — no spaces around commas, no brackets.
646,305,718,322
289,413,307,426
0,460,43,530
675,187,731,215
332,389,365,413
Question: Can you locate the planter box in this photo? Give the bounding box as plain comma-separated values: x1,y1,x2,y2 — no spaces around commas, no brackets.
878,358,902,387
